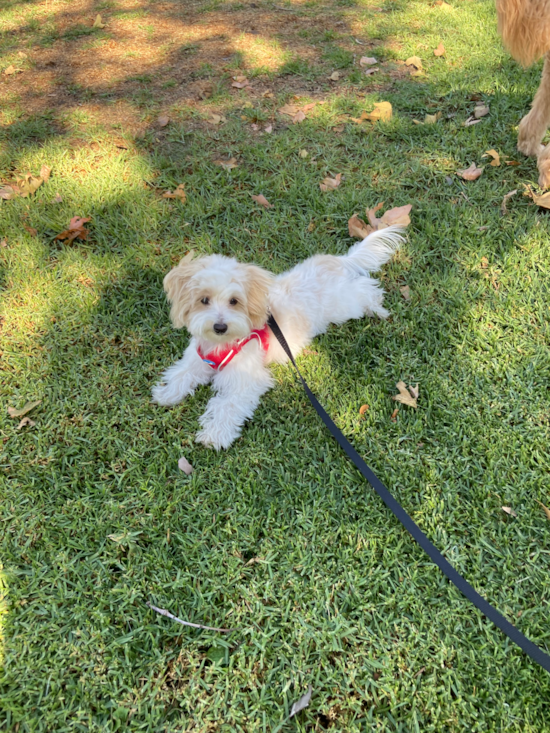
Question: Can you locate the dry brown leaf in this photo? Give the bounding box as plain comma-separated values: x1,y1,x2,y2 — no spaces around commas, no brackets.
348,213,373,239
463,116,481,127
52,193,63,204
232,80,250,89
54,216,91,243
391,407,399,420
251,194,273,208
424,112,442,124
457,163,483,181
364,68,379,76
0,239,7,247
208,113,226,125
405,56,423,69
435,0,452,7
482,149,500,166
474,104,490,118
319,173,342,192
400,285,411,301
292,110,306,124
0,185,18,200
360,56,378,66
433,43,445,56
264,124,273,133
163,183,186,202
178,456,194,475
299,149,308,158
278,103,301,117
8,400,41,418
215,157,239,170
366,203,412,230
536,500,550,521
409,383,419,400
17,173,44,197
531,190,550,208
92,14,106,28
4,65,17,76
16,417,36,430
359,404,369,415
364,101,392,122
501,189,517,215
157,115,170,127
505,159,520,166
332,124,345,132
393,381,417,408
40,165,52,182
329,71,340,81
289,686,313,719
501,506,517,518
23,224,38,237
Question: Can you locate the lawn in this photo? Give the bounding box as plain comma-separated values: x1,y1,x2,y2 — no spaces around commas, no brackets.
1,0,550,730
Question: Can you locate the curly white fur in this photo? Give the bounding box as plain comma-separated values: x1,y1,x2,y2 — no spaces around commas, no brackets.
153,226,404,449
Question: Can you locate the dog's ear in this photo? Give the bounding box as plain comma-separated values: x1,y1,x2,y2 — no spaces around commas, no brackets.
245,265,273,329
163,251,203,328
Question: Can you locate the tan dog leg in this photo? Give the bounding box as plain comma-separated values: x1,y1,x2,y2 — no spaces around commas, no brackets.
518,52,550,155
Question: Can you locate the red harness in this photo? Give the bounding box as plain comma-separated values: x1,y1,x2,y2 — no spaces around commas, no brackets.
197,326,270,371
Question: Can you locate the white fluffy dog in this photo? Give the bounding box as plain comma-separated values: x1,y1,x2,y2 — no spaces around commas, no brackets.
153,226,403,449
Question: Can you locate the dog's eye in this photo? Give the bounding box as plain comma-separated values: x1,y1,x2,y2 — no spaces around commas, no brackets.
201,297,210,305
229,298,238,306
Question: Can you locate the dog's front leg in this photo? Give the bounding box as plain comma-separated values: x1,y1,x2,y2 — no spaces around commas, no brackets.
152,341,212,406
196,358,274,450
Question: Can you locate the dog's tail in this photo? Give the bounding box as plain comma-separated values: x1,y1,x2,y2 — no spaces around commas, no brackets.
344,225,404,274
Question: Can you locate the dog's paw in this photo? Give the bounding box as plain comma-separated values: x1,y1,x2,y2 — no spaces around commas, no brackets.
195,425,238,451
152,382,183,406
538,145,550,188
518,112,546,157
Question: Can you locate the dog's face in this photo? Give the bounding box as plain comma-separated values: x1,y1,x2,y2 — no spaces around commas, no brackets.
163,252,273,345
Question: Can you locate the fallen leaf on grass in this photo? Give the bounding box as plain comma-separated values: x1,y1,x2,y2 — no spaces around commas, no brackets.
264,124,273,133
292,110,306,123
482,149,500,166
4,65,22,76
207,113,226,125
359,404,369,415
299,149,308,158
530,190,550,208
501,189,517,215
456,163,483,181
319,173,342,192
0,239,7,247
290,686,312,718
92,14,106,28
502,506,517,518
348,213,371,238
278,102,318,123
163,183,186,202
251,194,273,208
536,500,550,521
360,56,378,66
54,216,91,243
23,224,38,237
435,0,452,7
405,56,423,74
0,185,18,200
424,111,442,124
400,285,411,300
391,407,399,421
8,400,41,418
214,157,239,171
364,67,379,76
232,75,251,89
16,417,36,430
367,202,412,229
352,101,392,123
329,71,341,81
463,116,481,127
40,164,52,182
157,115,170,127
51,193,63,204
433,43,445,56
474,103,489,118
393,381,417,408
409,384,419,400
17,172,45,197
178,456,194,475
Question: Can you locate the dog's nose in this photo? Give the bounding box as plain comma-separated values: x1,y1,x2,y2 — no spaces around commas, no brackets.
213,322,228,334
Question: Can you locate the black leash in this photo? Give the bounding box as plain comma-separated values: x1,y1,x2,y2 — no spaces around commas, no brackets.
267,314,550,673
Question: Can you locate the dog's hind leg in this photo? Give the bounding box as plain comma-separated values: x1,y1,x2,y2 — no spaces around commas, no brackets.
518,53,550,182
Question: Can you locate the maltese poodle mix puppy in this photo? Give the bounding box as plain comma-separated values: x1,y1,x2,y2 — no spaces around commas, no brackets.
153,226,403,449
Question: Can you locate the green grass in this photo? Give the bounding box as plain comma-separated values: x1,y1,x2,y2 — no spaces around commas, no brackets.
1,0,550,731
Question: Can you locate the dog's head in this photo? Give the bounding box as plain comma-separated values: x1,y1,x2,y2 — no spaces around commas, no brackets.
163,251,273,345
